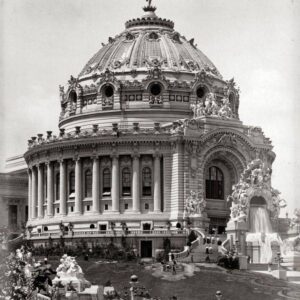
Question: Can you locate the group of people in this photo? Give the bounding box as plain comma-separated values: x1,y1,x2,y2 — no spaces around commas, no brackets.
160,253,178,275
217,251,239,270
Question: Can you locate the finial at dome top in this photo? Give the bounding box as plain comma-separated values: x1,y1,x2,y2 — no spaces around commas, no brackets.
143,0,157,12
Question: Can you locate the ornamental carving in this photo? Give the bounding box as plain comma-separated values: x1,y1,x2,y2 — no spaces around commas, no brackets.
149,95,162,105
145,67,166,81
191,93,234,119
184,190,206,216
227,159,286,221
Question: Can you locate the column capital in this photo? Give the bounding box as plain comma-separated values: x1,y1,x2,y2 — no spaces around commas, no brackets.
91,155,99,161
45,160,52,166
131,153,140,160
58,158,65,164
110,154,119,160
153,152,162,159
73,155,81,162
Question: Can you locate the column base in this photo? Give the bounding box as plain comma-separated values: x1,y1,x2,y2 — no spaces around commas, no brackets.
91,211,101,215
152,210,163,214
130,210,141,214
107,210,120,214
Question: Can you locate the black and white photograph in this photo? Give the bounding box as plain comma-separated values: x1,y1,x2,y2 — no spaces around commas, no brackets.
0,0,300,299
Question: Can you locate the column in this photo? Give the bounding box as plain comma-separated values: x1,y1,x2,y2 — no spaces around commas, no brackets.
27,169,32,220
47,161,54,217
37,164,44,218
111,155,119,212
31,166,37,219
59,159,67,215
132,155,140,212
153,154,161,212
92,157,100,213
75,157,83,214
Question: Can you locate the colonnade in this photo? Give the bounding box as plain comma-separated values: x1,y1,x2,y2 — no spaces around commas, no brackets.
27,154,162,220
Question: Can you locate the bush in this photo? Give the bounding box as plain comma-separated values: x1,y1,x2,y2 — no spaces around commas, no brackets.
188,230,197,244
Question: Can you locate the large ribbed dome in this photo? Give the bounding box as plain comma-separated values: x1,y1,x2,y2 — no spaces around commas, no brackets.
79,6,221,79
57,3,239,132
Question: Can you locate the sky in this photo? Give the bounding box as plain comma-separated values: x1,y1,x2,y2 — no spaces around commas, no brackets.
0,0,299,216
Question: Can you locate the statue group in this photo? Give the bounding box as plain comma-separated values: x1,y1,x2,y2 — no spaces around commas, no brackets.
184,190,206,216
191,93,233,119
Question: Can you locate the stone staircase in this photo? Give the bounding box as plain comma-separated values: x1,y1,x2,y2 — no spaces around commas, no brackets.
174,229,225,263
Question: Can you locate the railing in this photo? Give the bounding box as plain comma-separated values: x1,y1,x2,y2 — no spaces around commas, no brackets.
30,229,188,239
220,238,230,254
173,228,205,260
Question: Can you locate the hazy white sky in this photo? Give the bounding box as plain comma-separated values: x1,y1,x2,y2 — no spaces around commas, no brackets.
0,0,299,215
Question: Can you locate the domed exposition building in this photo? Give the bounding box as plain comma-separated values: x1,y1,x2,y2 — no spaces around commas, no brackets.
21,2,282,258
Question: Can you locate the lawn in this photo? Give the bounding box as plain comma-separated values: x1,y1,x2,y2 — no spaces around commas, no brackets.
47,258,300,300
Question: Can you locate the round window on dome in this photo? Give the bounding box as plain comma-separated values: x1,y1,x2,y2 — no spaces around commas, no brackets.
104,85,114,98
196,86,206,98
150,83,162,96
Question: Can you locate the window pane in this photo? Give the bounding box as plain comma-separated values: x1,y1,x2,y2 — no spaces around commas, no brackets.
205,166,224,199
56,173,60,200
142,167,152,196
85,170,92,197
122,168,131,195
103,168,111,194
69,172,75,193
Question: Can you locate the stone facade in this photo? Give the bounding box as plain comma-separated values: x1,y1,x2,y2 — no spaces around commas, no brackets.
2,3,279,257
0,172,28,231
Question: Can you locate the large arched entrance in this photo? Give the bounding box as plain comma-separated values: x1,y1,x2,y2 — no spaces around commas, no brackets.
202,149,246,235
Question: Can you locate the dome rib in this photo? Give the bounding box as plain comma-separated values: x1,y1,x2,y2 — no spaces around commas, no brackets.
78,9,221,78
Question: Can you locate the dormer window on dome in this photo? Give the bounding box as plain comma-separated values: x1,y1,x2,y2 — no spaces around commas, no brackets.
104,85,114,98
196,86,207,99
150,82,162,96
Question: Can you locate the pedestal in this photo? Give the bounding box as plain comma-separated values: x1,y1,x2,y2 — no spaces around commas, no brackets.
190,214,210,231
272,269,287,280
282,252,300,271
226,220,247,255
238,255,248,270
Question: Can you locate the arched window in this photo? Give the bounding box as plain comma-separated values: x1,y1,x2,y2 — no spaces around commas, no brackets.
69,171,75,197
69,91,77,104
142,167,152,196
84,169,92,198
206,166,224,199
122,168,131,196
55,173,60,200
103,168,111,195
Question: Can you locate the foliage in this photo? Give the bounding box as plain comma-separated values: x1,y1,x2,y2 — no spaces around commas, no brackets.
187,230,197,244
0,247,35,299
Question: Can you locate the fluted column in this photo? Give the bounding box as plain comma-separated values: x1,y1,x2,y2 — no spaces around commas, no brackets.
92,157,100,213
46,161,54,217
132,155,140,212
153,154,161,212
37,164,44,218
31,166,37,219
59,159,67,216
27,169,32,220
75,157,83,214
111,155,119,213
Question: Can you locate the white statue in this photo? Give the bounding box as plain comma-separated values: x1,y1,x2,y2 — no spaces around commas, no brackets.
184,190,206,216
218,97,233,119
